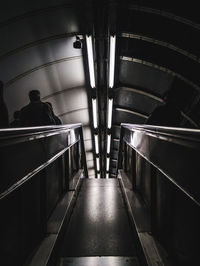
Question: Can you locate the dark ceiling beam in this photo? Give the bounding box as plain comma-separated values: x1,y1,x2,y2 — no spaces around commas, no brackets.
126,4,200,30
93,0,109,178
0,3,79,27
120,33,200,63
5,56,82,88
120,56,200,92
0,33,81,60
115,86,164,102
114,106,148,119
115,87,198,128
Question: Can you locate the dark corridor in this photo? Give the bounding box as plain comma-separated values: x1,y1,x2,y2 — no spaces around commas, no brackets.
1,1,200,265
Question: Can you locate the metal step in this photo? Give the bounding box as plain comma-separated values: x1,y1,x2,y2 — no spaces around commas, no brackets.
59,256,140,266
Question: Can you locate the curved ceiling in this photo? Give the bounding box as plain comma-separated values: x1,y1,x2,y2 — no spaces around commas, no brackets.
1,1,200,177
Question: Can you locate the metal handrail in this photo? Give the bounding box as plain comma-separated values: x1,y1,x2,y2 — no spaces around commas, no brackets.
0,123,88,200
118,123,200,207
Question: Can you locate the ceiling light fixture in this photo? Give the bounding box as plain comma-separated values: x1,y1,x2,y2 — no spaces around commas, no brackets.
94,134,99,154
109,35,116,88
86,35,95,88
107,98,113,129
106,157,110,172
92,98,98,129
96,157,100,172
107,134,111,154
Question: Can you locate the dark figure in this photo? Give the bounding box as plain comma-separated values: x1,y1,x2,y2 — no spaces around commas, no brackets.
146,90,182,127
46,102,62,125
10,110,21,127
20,90,56,126
0,80,9,128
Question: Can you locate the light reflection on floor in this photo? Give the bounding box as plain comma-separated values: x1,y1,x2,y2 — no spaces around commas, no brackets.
60,256,140,266
86,181,117,223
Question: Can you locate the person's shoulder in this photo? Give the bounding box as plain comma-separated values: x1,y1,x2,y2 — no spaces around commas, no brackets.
42,102,52,111
21,103,30,112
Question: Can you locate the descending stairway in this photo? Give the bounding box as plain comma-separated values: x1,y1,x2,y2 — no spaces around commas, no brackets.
57,179,141,266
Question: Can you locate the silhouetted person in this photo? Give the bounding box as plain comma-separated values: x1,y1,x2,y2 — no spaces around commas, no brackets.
10,110,21,127
46,102,62,125
0,80,9,128
20,90,56,126
146,90,182,127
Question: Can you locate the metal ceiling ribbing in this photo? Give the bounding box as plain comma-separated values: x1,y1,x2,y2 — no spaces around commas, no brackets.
108,1,200,176
0,0,95,178
2,1,200,177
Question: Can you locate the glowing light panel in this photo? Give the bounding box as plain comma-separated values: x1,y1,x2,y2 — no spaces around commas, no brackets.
107,98,113,129
106,157,110,172
109,35,116,88
94,134,99,154
96,157,100,172
92,98,98,129
86,35,95,88
107,134,111,154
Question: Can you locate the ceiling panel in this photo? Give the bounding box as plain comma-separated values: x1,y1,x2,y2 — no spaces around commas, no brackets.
113,109,146,125
118,59,174,96
0,0,73,22
114,87,162,115
0,37,82,81
0,7,79,55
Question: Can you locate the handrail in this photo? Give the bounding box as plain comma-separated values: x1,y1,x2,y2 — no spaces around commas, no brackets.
118,123,200,207
0,123,88,200
0,124,82,145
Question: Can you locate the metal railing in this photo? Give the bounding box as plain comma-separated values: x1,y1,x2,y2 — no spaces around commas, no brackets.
0,123,88,266
0,123,88,199
118,123,200,206
117,123,200,265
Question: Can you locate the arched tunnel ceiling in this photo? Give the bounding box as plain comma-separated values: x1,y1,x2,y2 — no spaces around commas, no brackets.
0,1,95,178
108,1,200,177
1,1,200,178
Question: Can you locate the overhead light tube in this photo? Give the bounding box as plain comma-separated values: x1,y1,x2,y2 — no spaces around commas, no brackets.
107,134,111,154
92,98,98,129
94,134,99,154
107,98,113,129
109,35,116,88
86,35,95,88
106,157,110,172
96,157,100,172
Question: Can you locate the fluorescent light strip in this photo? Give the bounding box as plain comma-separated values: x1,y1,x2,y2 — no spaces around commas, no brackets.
97,173,100,179
92,98,98,129
86,35,95,88
107,134,111,154
94,134,99,154
96,157,100,172
107,98,113,129
106,157,110,172
109,35,116,88
106,173,109,179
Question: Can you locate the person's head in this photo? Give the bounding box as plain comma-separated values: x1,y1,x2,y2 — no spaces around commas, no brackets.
0,80,4,98
13,110,20,119
29,90,40,102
